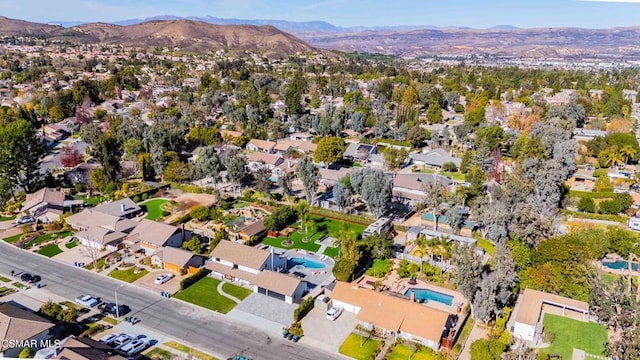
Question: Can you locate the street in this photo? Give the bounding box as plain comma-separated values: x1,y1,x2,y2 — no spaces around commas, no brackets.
0,240,342,360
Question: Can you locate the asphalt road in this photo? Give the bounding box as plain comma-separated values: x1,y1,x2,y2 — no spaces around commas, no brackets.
0,241,342,360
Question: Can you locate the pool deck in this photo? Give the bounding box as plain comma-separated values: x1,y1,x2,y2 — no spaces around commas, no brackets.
597,254,640,276
277,249,335,288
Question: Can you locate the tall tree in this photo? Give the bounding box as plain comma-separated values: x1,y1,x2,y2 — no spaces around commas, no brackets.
314,137,346,167
422,179,449,231
350,168,392,218
296,156,319,205
193,146,224,182
0,119,46,193
333,181,351,212
91,134,122,183
452,243,484,305
223,152,248,192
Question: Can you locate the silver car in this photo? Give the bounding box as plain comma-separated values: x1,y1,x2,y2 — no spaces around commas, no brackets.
325,306,343,321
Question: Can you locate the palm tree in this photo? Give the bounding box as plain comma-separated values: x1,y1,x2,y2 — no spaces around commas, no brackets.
413,235,431,273
621,145,637,167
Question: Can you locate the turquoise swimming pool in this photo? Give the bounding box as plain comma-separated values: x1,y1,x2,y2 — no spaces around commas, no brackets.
602,260,638,271
289,257,325,269
404,288,454,306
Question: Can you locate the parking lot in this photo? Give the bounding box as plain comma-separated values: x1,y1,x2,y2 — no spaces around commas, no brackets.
300,303,357,352
134,270,185,295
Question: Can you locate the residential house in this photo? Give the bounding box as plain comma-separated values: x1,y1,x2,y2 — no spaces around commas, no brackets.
187,146,203,164
39,335,127,360
274,139,317,155
343,142,378,162
247,153,284,173
220,129,243,141
92,198,141,219
65,210,138,251
273,160,297,179
126,219,191,255
330,282,457,351
207,241,306,304
410,148,462,169
623,89,638,104
66,163,99,186
246,139,276,153
0,302,55,358
511,288,589,342
151,246,206,275
392,174,453,205
21,188,66,223
236,219,266,242
573,128,606,142
289,133,314,141
319,167,355,188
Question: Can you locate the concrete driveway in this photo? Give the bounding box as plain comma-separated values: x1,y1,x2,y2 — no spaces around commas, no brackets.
300,304,357,352
134,270,185,295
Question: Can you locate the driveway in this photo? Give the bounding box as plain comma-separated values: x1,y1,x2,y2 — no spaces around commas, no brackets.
228,293,296,333
53,241,107,267
300,304,357,352
134,270,185,295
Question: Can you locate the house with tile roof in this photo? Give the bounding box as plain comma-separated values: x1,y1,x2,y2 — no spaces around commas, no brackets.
21,188,66,223
151,246,206,275
0,302,55,358
246,139,276,153
66,209,139,251
392,173,453,205
125,219,191,255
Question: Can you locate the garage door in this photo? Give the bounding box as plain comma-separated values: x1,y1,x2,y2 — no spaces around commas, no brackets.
258,287,267,295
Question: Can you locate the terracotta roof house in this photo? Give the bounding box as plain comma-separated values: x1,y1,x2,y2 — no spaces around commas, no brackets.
0,302,55,358
21,188,66,223
236,220,266,242
220,129,243,141
207,241,306,304
151,246,206,275
331,282,457,351
246,139,276,153
126,219,191,255
410,148,462,168
512,288,588,342
92,198,141,219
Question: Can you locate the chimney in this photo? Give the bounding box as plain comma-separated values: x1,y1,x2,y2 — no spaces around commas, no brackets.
121,203,126,213
288,161,293,168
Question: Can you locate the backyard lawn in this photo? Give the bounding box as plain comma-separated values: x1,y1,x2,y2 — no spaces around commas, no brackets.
38,244,63,257
386,343,437,360
338,333,381,360
221,282,252,300
323,246,340,258
262,233,322,252
365,259,391,278
477,238,495,256
108,267,149,283
174,277,238,314
73,194,106,206
440,171,466,181
309,216,366,238
24,230,72,249
143,199,168,220
543,314,607,359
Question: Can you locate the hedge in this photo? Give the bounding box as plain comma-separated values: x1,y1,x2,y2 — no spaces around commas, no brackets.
180,268,211,290
309,207,373,226
569,190,617,200
293,297,314,322
79,324,105,338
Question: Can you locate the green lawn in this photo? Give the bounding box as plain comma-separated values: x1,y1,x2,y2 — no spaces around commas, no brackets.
38,244,63,257
323,246,340,258
12,282,25,289
309,215,366,238
108,268,149,283
386,343,437,360
144,348,174,360
338,333,381,360
440,171,466,181
174,277,238,314
73,194,106,206
543,314,607,359
477,238,495,256
65,239,78,249
232,200,251,209
0,276,9,282
143,199,168,220
262,234,322,252
0,215,16,222
221,282,252,300
365,259,391,278
24,231,73,249
3,233,22,244
163,341,218,360
0,287,14,297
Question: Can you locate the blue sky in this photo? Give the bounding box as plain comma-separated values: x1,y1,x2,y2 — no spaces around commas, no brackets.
1,0,640,28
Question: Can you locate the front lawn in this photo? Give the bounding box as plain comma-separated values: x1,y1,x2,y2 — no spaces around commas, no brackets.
164,341,218,360
543,314,607,359
365,259,391,278
108,267,149,283
339,333,381,360
65,238,78,249
24,230,73,249
0,215,16,222
477,238,495,256
221,282,252,300
38,244,63,257
144,348,174,360
3,233,22,244
174,277,237,314
143,199,168,220
386,343,437,360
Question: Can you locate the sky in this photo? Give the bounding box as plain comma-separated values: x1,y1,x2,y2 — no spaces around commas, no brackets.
2,0,640,29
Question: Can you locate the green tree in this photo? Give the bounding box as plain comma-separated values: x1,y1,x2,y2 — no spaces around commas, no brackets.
382,147,409,170
406,125,427,149
595,176,613,192
162,160,192,183
0,119,46,193
426,103,443,124
313,137,346,167
91,134,122,182
189,206,210,221
402,86,418,108
285,71,307,115
182,236,204,254
577,197,596,213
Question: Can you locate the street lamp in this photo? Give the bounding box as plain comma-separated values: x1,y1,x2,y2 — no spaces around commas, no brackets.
115,284,124,322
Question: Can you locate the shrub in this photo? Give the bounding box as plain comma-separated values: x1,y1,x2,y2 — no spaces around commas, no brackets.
141,193,149,201
79,324,105,338
189,206,210,221
592,168,608,178
132,196,140,203
332,258,355,282
74,183,84,193
599,199,623,215
577,197,596,213
441,162,458,172
454,104,465,113
293,297,314,322
396,260,418,278
263,206,298,231
180,268,211,290
288,321,304,337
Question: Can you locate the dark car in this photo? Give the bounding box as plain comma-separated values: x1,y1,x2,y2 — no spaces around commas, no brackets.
20,273,33,282
100,302,130,317
29,275,41,284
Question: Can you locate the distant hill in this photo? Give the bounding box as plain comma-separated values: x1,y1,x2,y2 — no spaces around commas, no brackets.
0,17,316,58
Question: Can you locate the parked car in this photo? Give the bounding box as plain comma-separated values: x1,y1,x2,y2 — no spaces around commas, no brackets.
29,275,41,284
325,306,343,321
100,303,130,317
98,333,120,345
75,295,100,308
119,339,148,356
154,273,175,285
112,334,133,348
16,216,34,225
20,273,40,283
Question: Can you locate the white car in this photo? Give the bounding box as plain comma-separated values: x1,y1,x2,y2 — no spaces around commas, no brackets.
154,273,175,285
119,339,148,356
325,306,343,321
98,333,120,345
112,334,133,348
75,295,99,308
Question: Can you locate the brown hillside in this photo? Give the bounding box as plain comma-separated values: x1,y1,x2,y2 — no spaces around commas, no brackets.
0,16,63,35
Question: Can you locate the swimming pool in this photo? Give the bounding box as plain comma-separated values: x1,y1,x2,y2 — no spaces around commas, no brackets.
289,257,325,269
404,288,454,306
602,260,638,271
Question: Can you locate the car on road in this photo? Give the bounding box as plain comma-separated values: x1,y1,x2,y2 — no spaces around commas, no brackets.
75,295,100,308
325,306,343,321
119,338,148,356
112,334,133,348
100,303,130,317
20,273,40,284
98,333,120,345
154,273,175,285
15,216,34,225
